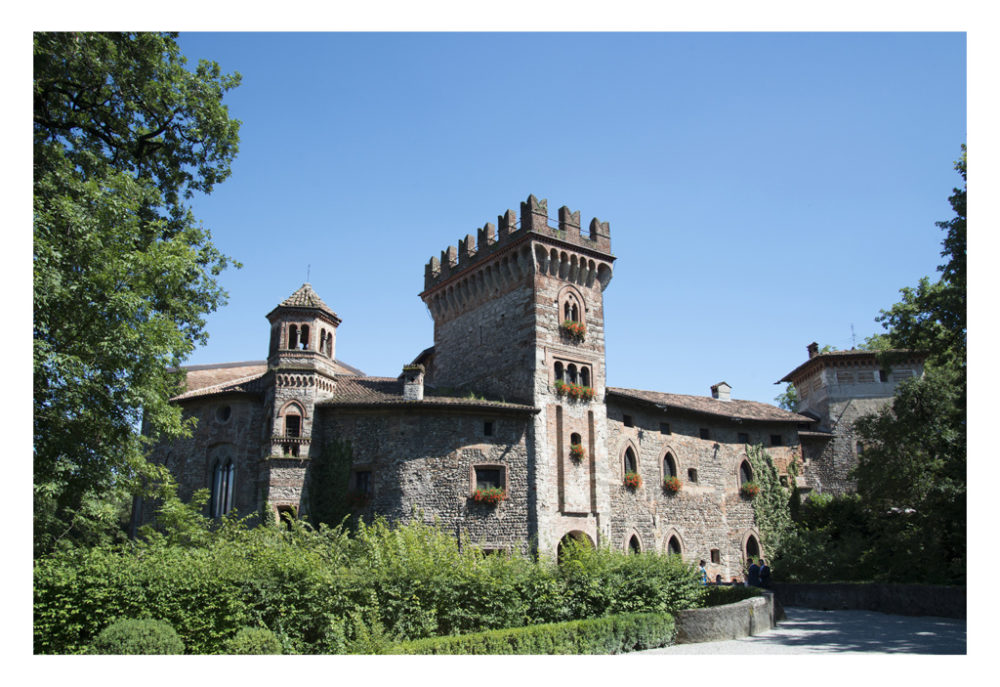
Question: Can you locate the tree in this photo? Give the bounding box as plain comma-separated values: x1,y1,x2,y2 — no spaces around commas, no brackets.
851,146,967,583
33,32,242,554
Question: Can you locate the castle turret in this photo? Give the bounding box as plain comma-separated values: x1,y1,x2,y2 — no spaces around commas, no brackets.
419,194,616,554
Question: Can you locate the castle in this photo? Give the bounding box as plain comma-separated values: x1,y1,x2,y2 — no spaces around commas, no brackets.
139,195,926,577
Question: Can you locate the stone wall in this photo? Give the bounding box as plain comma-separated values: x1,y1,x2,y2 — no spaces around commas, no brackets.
312,407,537,553
140,394,267,523
605,400,801,581
673,592,780,644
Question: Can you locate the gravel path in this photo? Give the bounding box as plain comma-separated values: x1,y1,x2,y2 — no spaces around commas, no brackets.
632,606,966,654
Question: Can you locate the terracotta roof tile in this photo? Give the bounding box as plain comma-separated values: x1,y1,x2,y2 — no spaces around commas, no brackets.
276,283,340,320
172,371,266,401
607,387,813,423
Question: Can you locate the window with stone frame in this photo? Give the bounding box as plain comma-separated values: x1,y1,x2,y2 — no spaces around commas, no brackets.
473,465,506,492
208,444,236,518
353,469,373,496
663,452,678,478
623,446,638,475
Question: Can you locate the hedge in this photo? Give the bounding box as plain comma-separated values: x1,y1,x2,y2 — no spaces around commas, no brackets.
388,611,676,655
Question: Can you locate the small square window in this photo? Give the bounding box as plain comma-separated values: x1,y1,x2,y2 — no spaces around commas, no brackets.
738,432,749,444
710,548,721,564
484,421,494,436
687,468,698,483
699,428,710,440
660,422,671,435
623,414,634,427
475,467,503,491
770,435,783,447
879,369,889,382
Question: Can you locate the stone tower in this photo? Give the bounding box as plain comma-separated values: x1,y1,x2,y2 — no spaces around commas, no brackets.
260,284,341,514
420,195,616,554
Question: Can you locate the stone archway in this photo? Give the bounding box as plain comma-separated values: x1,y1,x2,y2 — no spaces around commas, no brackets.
557,530,595,562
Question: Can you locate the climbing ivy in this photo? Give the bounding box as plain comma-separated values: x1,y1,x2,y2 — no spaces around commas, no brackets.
304,438,355,528
745,444,794,560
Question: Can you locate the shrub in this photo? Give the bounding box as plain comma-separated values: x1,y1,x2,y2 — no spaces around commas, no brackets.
89,618,184,655
388,611,675,655
223,627,283,654
700,585,762,607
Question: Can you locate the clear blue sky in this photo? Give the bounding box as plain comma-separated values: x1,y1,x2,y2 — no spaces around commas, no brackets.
174,32,966,405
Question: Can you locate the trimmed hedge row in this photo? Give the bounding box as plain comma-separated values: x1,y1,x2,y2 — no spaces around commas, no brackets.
388,611,676,655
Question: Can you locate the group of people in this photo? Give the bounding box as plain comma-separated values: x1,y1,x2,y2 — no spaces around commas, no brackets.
699,558,771,588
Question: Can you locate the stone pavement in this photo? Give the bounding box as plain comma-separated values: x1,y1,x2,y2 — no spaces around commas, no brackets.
633,606,966,654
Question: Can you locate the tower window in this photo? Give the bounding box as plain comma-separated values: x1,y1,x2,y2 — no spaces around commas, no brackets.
699,428,710,440
300,324,310,350
484,421,494,436
287,324,299,349
285,414,301,438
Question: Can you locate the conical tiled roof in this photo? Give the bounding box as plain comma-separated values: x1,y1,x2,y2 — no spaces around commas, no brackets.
271,283,341,322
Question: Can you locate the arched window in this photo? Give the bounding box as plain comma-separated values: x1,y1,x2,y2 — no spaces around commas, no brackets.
300,324,310,350
580,367,591,387
570,432,582,445
320,329,327,355
745,534,760,561
567,364,578,385
554,361,564,382
667,535,682,556
624,446,637,474
739,460,753,486
287,324,299,349
628,535,641,554
208,445,236,518
285,413,301,438
663,452,677,478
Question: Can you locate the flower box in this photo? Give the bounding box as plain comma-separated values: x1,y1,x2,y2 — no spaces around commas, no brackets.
554,379,596,401
560,320,586,342
663,475,681,493
623,471,642,490
569,443,586,461
472,487,507,506
740,481,760,499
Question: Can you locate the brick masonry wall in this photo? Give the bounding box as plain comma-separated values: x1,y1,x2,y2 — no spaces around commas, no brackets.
312,408,536,553
605,400,801,582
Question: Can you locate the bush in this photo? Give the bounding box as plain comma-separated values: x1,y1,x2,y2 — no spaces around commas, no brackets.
388,611,676,655
700,585,762,607
89,618,184,654
223,627,283,654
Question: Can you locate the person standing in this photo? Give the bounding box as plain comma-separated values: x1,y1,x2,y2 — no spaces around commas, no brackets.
699,560,708,585
746,558,761,587
759,558,771,588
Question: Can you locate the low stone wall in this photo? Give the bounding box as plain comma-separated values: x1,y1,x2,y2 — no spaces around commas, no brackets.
771,583,966,619
673,592,781,644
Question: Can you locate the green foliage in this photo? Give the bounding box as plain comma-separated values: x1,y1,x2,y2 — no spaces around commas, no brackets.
35,513,703,654
305,438,354,528
89,618,184,655
746,444,794,561
388,611,676,655
33,32,242,555
222,627,283,655
700,585,762,606
774,383,799,412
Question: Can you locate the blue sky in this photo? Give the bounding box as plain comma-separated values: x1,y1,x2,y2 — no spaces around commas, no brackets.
173,31,966,405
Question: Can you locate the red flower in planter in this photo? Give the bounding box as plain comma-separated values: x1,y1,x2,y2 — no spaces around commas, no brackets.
623,471,642,489
472,487,506,505
569,443,586,461
560,320,587,342
740,481,761,499
663,476,682,493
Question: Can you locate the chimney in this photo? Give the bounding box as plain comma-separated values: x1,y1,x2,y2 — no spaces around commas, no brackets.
807,342,819,359
711,382,732,402
401,364,425,401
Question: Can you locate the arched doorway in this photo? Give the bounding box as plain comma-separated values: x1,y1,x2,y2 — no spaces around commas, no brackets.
666,535,682,556
745,533,760,561
557,530,594,562
627,534,641,554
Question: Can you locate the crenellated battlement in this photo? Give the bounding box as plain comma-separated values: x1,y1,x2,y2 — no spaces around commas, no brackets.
422,194,612,293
